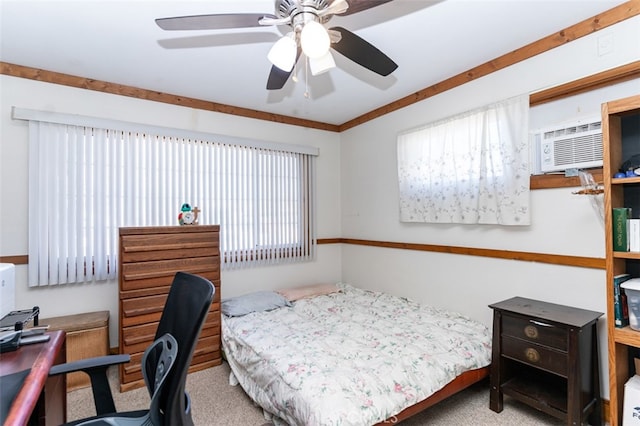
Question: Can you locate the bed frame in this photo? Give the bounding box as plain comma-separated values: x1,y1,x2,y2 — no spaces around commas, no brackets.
376,366,490,425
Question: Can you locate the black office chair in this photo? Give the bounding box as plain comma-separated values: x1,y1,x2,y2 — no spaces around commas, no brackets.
49,272,215,426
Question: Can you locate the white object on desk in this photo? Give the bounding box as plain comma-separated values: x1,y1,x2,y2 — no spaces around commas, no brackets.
0,264,15,318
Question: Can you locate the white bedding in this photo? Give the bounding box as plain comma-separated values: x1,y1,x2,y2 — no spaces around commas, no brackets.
221,284,492,426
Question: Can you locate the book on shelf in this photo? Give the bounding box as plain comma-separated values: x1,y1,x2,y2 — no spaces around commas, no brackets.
630,219,640,252
614,273,631,328
612,207,632,252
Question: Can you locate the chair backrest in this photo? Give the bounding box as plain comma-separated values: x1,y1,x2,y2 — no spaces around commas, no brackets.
142,333,178,426
153,272,215,426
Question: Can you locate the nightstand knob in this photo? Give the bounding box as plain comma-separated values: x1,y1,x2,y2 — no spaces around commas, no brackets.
524,325,539,339
525,348,540,363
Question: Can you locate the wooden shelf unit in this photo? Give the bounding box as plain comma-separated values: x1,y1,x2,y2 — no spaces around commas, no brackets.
603,94,640,426
118,225,222,392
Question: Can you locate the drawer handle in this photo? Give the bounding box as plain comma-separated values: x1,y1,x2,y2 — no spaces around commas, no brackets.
529,320,553,327
524,325,538,339
525,347,540,363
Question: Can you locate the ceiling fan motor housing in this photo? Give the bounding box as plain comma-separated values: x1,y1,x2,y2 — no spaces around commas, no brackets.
276,0,333,29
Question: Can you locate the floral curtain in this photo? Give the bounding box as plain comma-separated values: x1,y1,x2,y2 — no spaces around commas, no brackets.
397,94,530,225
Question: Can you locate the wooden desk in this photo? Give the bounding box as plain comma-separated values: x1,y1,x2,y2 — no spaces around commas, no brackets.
0,330,67,426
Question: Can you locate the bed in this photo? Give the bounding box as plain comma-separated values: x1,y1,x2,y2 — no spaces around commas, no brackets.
221,283,492,425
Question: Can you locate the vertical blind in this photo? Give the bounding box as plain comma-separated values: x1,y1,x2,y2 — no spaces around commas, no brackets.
20,109,317,286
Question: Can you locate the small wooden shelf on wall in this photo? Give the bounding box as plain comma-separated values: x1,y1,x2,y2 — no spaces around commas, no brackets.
530,168,603,190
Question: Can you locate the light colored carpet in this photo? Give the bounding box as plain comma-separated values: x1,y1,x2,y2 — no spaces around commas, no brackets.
66,362,573,425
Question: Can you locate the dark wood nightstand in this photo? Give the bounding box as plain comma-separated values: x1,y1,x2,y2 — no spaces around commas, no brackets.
489,297,603,426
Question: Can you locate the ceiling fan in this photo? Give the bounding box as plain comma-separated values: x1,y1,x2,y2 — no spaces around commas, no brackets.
155,0,398,90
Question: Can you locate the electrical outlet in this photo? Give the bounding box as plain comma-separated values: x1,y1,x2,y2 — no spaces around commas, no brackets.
598,34,614,56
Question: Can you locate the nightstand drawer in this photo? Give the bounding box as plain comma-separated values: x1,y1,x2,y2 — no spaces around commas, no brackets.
502,314,567,351
502,336,567,377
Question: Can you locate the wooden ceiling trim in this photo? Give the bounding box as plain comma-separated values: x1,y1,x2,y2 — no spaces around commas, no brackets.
0,62,341,133
0,2,637,133
530,60,640,106
338,1,640,131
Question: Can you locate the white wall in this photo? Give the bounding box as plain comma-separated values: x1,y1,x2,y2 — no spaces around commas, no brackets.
0,75,343,345
339,16,640,400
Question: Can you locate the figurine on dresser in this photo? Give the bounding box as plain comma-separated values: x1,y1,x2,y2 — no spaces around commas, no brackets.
178,203,200,225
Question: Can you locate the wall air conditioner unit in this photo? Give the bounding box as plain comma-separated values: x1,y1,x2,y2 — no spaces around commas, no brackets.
534,116,603,173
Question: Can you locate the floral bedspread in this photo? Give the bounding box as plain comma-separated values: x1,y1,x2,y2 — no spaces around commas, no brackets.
221,284,492,426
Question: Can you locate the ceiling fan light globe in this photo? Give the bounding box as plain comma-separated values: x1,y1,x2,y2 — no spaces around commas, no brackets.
309,51,335,76
267,35,297,72
300,20,330,59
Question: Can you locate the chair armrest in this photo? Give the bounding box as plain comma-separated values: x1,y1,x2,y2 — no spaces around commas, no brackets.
49,354,130,415
49,354,130,376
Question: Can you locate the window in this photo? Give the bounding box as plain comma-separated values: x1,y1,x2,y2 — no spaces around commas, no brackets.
397,95,530,225
16,108,317,286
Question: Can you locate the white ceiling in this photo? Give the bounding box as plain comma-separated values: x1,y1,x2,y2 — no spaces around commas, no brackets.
0,0,629,125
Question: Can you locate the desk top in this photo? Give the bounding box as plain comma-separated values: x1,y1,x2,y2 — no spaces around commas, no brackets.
0,330,65,426
489,297,603,327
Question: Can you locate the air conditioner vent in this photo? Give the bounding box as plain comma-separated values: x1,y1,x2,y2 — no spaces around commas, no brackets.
543,121,602,140
535,116,603,173
552,134,603,165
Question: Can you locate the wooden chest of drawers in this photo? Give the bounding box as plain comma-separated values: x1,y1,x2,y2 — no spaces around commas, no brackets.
118,225,222,392
489,297,603,426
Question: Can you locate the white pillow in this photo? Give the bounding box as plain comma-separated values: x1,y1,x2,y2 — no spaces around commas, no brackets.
221,291,291,317
276,283,339,302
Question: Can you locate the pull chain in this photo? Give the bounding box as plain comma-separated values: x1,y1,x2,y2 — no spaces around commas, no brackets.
304,56,310,99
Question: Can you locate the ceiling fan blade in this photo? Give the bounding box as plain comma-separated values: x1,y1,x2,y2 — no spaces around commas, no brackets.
266,66,293,90
329,26,397,76
156,13,277,31
266,48,302,90
341,0,394,16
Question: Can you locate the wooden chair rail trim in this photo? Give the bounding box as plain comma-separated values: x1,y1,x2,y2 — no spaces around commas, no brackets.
317,238,605,270
3,240,606,270
0,255,28,265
